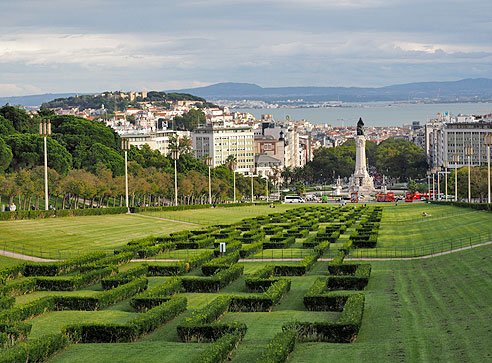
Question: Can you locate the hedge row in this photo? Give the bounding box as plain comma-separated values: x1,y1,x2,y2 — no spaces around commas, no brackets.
213,240,242,257
175,237,214,250
263,236,295,250
245,265,278,292
240,230,265,243
196,330,244,363
0,278,37,297
273,253,320,276
64,296,187,343
0,333,69,363
101,265,148,290
230,279,291,312
79,252,133,271
182,265,244,293
0,207,128,221
147,250,215,276
202,252,240,276
130,278,182,312
303,278,354,311
256,330,296,363
0,296,54,324
0,322,31,349
239,241,263,258
53,278,148,311
137,242,176,258
284,293,365,343
23,252,106,277
35,267,114,291
177,296,247,343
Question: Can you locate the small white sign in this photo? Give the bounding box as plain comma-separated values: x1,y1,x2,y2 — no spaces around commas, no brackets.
219,242,226,253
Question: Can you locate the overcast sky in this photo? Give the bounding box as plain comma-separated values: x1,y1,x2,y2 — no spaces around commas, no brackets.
1,0,491,96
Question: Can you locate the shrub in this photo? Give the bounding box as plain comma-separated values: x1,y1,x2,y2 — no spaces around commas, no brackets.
230,279,291,312
130,278,182,312
0,333,69,362
147,263,187,276
35,267,114,291
23,252,106,277
182,265,244,293
0,278,37,296
256,330,296,363
0,297,54,324
0,322,31,349
64,296,187,343
101,265,148,290
245,265,277,292
239,241,263,258
137,242,175,258
263,237,295,249
213,241,242,257
0,264,26,281
197,330,244,363
54,277,148,311
202,252,240,276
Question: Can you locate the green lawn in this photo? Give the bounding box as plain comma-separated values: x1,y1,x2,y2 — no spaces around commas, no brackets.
289,245,492,362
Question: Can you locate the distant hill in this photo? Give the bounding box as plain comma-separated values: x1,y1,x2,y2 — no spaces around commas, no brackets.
0,93,81,107
169,78,492,102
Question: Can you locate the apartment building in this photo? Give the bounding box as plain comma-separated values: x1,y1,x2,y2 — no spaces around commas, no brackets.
120,130,190,156
192,122,255,174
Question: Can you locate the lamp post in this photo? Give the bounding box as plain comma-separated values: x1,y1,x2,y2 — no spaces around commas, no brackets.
121,139,130,212
39,119,51,210
265,176,269,203
427,170,431,200
465,145,473,203
171,141,180,206
484,133,492,204
436,166,441,200
205,156,213,205
250,172,254,203
453,154,459,201
444,160,449,201
231,160,237,203
431,167,436,200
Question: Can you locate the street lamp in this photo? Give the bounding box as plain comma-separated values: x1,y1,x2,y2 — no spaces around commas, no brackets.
171,141,180,207
484,133,492,204
452,154,459,201
231,160,237,203
250,172,254,203
443,160,449,201
426,170,431,200
39,119,51,210
465,145,473,203
431,167,436,200
121,139,130,212
436,166,441,200
205,156,213,205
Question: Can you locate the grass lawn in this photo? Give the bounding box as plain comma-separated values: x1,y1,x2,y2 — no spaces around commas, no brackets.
289,244,492,362
0,204,299,258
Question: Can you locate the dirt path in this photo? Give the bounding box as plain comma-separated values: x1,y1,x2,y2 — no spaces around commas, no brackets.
0,249,57,262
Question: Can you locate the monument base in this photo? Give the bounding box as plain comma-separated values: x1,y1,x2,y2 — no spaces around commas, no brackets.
348,175,375,196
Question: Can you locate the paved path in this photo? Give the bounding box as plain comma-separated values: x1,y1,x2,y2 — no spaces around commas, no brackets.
129,213,201,226
1,240,490,264
0,249,57,262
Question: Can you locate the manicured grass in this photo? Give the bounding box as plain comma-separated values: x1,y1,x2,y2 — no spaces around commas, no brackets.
139,204,301,225
289,245,492,362
0,205,298,258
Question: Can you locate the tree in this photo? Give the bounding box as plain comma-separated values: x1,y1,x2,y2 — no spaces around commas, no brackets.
0,105,37,133
81,143,124,176
375,139,427,180
0,115,16,136
5,134,72,175
295,181,305,196
173,109,205,131
0,137,13,172
407,179,418,193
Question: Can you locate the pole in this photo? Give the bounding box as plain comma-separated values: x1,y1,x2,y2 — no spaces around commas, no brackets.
437,171,440,200
432,172,435,200
44,136,49,210
488,146,491,204
266,179,269,202
445,167,448,201
455,162,458,202
233,171,236,203
208,166,212,205
174,159,178,206
251,175,254,203
125,150,129,212
468,155,471,203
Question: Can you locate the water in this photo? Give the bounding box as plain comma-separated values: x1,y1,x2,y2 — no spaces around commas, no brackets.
233,102,492,127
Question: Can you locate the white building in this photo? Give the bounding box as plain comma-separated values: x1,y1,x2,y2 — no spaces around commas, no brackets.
120,130,191,156
192,122,255,174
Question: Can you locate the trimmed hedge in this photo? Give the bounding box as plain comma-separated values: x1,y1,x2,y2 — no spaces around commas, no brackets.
147,263,187,276
230,279,291,312
101,265,148,290
245,265,278,292
0,297,54,324
175,237,214,250
273,253,320,276
23,252,106,277
36,267,114,291
0,333,69,362
0,264,26,281
202,252,240,276
0,322,31,349
53,277,148,311
263,236,295,250
0,207,128,221
130,277,182,312
64,296,187,343
197,330,244,363
256,330,296,363
239,241,263,258
137,242,175,258
284,293,365,343
213,240,242,257
182,265,244,293
0,278,37,296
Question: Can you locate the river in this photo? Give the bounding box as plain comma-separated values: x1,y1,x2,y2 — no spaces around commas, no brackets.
233,102,492,127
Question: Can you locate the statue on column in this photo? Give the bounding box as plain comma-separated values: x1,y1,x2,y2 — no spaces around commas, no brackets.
356,117,364,136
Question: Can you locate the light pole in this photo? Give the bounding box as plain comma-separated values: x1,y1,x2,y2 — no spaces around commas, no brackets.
431,167,436,200
453,154,459,201
39,119,51,210
436,166,441,200
121,139,130,212
444,161,449,201
484,133,492,204
205,156,213,205
171,141,180,206
427,170,431,200
250,172,254,203
465,145,473,203
231,160,237,203
265,175,269,202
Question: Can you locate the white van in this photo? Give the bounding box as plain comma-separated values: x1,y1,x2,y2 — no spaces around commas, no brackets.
284,195,305,203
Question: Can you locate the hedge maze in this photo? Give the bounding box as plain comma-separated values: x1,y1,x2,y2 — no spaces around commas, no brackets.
0,204,382,362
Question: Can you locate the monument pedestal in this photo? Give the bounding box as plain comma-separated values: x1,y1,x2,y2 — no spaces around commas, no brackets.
348,134,375,196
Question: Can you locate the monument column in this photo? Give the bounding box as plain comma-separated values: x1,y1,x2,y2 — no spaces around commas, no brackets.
349,118,375,197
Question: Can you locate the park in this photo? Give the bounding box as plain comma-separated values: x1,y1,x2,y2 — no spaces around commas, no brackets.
0,202,490,362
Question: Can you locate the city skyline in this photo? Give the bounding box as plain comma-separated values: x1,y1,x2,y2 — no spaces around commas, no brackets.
1,0,491,97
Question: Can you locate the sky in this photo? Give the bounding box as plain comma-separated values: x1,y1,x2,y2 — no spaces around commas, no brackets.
1,0,491,97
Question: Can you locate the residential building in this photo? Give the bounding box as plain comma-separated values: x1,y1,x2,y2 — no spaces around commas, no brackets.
192,122,255,174
120,130,191,156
